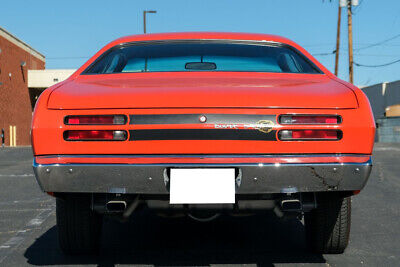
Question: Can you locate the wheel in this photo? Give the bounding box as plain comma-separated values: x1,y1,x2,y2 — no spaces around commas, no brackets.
56,195,103,254
304,195,351,254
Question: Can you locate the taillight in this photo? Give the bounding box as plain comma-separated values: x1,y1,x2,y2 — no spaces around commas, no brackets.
279,115,340,124
278,130,342,141
65,115,126,125
64,130,127,141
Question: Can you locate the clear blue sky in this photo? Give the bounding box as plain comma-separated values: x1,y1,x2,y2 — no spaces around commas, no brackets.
1,0,399,86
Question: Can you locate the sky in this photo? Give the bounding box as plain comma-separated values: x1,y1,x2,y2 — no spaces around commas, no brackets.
1,0,399,86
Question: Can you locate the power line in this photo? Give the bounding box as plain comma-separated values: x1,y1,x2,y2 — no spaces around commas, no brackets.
354,33,400,51
312,34,400,56
355,53,400,57
313,52,400,57
354,58,400,67
304,43,400,48
312,51,335,56
309,32,400,56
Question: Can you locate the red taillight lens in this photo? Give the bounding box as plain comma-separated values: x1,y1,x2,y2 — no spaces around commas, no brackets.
65,115,126,125
279,115,340,124
64,130,127,141
279,130,341,141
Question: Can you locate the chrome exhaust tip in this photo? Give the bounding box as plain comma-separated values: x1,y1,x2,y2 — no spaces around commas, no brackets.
106,200,127,212
281,199,302,211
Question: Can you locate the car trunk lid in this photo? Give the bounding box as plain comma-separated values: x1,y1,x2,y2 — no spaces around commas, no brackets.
47,73,358,109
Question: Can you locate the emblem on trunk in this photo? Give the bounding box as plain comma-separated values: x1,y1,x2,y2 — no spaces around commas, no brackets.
199,115,207,123
255,120,275,133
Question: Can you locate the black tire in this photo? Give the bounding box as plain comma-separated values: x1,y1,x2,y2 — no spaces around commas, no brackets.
56,195,103,254
305,195,351,254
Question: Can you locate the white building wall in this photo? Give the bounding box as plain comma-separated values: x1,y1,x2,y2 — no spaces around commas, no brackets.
28,69,76,88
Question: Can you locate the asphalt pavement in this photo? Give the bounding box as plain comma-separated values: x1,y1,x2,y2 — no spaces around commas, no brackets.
0,144,399,266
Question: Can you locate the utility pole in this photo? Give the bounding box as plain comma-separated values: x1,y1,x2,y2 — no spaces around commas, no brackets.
143,10,157,34
337,0,357,83
347,1,354,84
334,4,342,76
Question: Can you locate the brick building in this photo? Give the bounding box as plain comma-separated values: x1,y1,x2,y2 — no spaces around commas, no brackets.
0,26,45,146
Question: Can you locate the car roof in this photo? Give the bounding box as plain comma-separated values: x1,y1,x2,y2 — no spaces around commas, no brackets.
110,32,295,47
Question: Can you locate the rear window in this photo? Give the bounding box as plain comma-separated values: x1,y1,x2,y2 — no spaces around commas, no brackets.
83,41,321,74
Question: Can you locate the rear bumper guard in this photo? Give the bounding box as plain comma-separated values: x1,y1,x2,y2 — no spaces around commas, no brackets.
33,155,372,194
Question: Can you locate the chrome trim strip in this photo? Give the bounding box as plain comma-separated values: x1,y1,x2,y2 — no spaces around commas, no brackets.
35,153,371,159
33,158,372,167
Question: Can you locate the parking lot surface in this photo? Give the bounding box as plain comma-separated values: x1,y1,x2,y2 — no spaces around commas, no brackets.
0,144,399,266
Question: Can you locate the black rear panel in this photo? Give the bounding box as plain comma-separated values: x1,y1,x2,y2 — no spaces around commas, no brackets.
129,114,277,141
129,129,277,141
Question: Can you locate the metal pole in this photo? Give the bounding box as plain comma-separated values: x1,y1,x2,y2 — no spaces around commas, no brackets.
143,10,156,34
143,11,147,34
334,5,342,76
347,1,354,83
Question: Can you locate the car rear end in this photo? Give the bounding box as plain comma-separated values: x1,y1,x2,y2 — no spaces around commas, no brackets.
31,33,375,254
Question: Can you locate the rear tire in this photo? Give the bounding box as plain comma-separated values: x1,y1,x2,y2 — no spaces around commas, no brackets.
56,195,103,254
305,195,351,254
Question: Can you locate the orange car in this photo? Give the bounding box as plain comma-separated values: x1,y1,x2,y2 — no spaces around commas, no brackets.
32,32,375,254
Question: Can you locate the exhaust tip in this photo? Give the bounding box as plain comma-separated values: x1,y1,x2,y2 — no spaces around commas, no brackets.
106,201,127,212
281,199,302,211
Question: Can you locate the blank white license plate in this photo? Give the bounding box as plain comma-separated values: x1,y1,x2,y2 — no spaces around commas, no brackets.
169,168,235,204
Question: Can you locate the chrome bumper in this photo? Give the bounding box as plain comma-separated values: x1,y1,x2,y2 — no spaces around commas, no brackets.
33,157,372,194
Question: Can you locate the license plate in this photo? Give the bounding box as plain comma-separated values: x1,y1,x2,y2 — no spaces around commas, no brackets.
169,168,235,204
